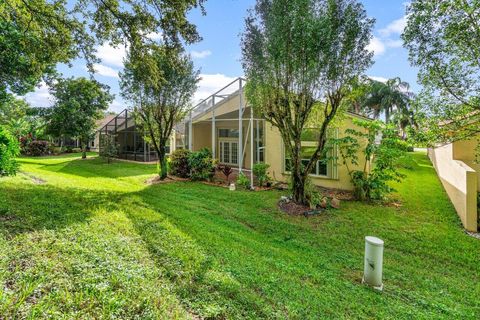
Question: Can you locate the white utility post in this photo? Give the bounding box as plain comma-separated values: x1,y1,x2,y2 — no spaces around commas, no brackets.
363,236,384,291
211,96,216,159
238,78,243,173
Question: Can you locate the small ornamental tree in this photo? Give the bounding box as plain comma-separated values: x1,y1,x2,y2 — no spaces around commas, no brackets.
120,45,199,179
0,126,20,176
335,119,408,201
242,0,373,204
48,77,113,159
99,133,118,164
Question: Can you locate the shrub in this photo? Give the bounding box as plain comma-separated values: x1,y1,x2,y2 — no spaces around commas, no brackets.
99,133,118,163
304,177,322,209
252,163,271,187
169,149,191,178
72,147,82,153
188,148,216,181
0,126,20,176
218,165,234,185
236,172,251,190
25,140,50,156
52,146,63,154
336,120,407,201
65,146,74,153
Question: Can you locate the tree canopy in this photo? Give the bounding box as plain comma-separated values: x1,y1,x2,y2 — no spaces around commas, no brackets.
0,0,205,101
48,77,113,158
120,45,199,179
403,0,480,142
242,0,373,204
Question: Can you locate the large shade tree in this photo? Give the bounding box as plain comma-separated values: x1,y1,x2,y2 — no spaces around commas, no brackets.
1,0,204,101
48,77,113,159
403,0,480,143
120,45,199,179
0,0,88,101
242,0,373,204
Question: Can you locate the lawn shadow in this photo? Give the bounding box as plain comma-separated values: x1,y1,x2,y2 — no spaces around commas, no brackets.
0,182,120,237
37,157,158,179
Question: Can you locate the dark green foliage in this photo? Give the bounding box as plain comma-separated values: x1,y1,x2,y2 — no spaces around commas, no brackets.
0,126,19,176
188,148,216,181
99,133,118,164
0,1,88,100
120,45,199,180
47,77,113,159
336,119,408,201
403,0,480,143
23,140,50,156
252,162,270,187
169,149,191,178
0,0,204,101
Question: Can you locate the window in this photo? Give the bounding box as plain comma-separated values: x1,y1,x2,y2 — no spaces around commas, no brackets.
219,141,238,165
219,128,239,138
284,146,329,177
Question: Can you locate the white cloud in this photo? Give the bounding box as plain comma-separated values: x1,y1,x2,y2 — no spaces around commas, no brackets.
191,50,212,59
108,99,125,113
379,16,407,37
146,32,162,41
367,37,386,56
193,73,237,103
96,43,126,68
24,82,54,108
92,63,119,78
368,76,388,83
385,39,403,48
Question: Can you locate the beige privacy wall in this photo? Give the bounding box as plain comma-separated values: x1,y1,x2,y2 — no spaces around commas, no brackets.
428,144,478,231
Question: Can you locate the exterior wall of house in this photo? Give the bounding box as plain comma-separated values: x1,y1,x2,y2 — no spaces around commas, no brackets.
429,141,478,231
265,115,368,191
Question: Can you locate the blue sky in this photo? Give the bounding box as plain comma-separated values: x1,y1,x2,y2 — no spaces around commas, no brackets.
26,0,418,113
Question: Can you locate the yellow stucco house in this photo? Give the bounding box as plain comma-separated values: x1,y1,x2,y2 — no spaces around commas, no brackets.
183,77,369,191
429,138,479,231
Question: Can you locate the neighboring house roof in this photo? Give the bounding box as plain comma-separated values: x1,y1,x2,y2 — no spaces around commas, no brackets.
96,114,116,131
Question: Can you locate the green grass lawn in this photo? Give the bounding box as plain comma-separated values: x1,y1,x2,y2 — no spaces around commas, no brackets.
0,152,479,319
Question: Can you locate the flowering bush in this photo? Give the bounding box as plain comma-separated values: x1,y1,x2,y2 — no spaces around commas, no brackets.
24,140,51,156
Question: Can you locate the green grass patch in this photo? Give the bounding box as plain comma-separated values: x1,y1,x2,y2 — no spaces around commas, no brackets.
0,152,479,319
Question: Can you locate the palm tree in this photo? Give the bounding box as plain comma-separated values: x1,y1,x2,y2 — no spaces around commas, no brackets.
362,77,411,124
6,118,29,141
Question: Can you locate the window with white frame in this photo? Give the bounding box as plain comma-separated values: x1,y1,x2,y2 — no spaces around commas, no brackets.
219,141,239,165
284,128,336,177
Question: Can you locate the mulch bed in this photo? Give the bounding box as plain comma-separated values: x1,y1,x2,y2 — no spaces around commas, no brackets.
278,200,326,216
317,186,355,201
278,200,312,215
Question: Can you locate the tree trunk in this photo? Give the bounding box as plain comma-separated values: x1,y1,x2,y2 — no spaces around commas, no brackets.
81,141,87,159
158,150,168,180
291,170,307,204
290,143,307,204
